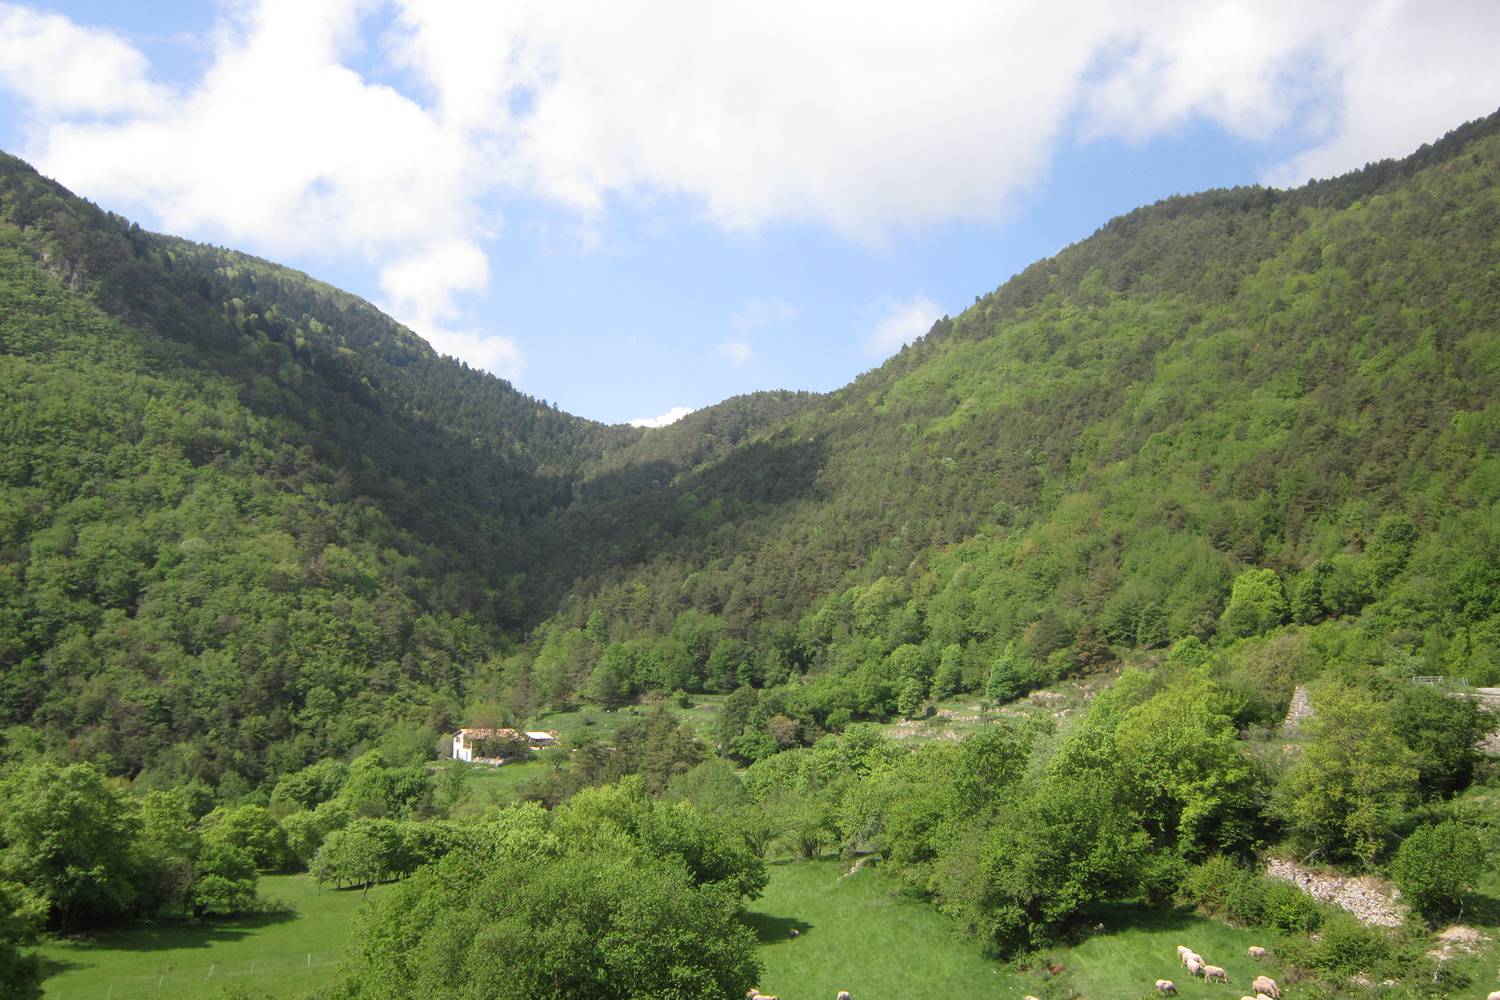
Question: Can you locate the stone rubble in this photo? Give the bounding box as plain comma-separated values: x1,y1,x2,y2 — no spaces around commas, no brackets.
1264,858,1407,927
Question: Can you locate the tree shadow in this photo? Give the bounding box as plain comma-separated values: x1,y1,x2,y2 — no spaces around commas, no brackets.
46,909,300,955
1069,901,1203,942
741,911,815,946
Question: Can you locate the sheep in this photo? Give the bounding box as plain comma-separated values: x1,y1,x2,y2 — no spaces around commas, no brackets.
837,992,852,1000
1257,995,1275,1000
1487,992,1500,1000
1251,975,1280,998
1202,964,1229,983
1154,979,1177,994
1175,945,1192,962
788,928,800,938
1185,955,1205,977
1247,945,1266,959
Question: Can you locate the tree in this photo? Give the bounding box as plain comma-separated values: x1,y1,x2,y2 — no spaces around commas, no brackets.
1219,569,1288,639
134,789,202,916
0,880,43,1000
1390,821,1484,920
329,846,760,1000
202,805,291,870
0,760,140,929
193,841,258,917
1113,682,1263,857
1390,684,1489,799
1277,685,1418,864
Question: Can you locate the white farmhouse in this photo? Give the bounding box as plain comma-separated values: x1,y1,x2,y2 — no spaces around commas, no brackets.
451,727,521,763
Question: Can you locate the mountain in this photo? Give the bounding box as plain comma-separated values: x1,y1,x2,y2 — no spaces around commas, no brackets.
2,109,1498,784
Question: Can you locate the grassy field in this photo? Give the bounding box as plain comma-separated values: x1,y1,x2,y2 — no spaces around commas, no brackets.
35,874,387,1000
747,859,1290,1000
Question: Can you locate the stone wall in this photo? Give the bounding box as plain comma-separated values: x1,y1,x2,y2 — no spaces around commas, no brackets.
1281,685,1315,737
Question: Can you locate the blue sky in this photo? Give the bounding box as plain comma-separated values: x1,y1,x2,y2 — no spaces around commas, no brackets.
1,1,1497,425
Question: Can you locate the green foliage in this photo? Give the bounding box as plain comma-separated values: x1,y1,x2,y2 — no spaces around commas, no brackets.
0,759,140,929
1111,680,1263,857
192,840,258,917
1390,820,1485,920
0,880,43,1000
1389,684,1490,799
1220,569,1289,640
328,798,762,1000
201,805,291,870
1277,684,1419,864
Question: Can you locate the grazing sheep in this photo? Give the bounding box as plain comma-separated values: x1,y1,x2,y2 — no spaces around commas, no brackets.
1247,945,1266,959
1154,979,1176,994
1487,993,1500,1000
747,990,759,998
1185,955,1205,977
1251,975,1280,997
1203,964,1229,983
789,928,800,938
1257,995,1275,1000
837,992,851,1000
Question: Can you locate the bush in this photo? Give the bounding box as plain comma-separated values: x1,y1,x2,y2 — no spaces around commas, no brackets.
1261,880,1322,933
1390,820,1484,920
1178,855,1244,914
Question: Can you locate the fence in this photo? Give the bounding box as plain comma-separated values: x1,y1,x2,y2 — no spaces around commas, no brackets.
45,951,343,1000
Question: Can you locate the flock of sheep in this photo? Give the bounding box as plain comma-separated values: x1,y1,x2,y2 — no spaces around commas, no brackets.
1150,944,1280,998
747,949,1500,999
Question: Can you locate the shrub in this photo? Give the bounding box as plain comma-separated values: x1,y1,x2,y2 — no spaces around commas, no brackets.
1260,879,1322,933
1390,820,1484,920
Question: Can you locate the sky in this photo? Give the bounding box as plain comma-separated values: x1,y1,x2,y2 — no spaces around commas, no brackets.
0,2,1497,426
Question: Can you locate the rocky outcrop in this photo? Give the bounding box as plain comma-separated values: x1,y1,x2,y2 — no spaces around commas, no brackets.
1264,858,1407,927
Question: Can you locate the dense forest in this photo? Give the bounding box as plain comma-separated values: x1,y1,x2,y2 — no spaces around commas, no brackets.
1,110,1498,999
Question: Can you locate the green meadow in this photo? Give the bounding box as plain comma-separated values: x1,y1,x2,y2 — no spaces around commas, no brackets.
747,859,1291,1000
36,875,387,1000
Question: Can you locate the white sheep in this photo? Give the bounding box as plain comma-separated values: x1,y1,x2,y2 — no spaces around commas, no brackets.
1251,974,1280,998
1154,979,1176,994
1202,964,1229,983
1247,945,1266,959
1185,955,1205,977
837,992,852,1000
1487,992,1500,1000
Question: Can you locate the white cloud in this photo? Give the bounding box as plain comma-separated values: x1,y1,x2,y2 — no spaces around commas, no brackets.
866,295,943,358
2,0,1497,376
730,297,797,331
717,340,754,367
0,4,169,117
629,405,694,429
1266,1,1500,186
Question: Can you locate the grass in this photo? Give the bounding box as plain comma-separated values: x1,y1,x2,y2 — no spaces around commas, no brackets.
35,874,388,1000
746,859,1291,1000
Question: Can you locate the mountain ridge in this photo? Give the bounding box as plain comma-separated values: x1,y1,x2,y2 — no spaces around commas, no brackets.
1,108,1497,780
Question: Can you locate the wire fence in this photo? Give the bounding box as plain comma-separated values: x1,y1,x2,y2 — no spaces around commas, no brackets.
46,951,343,1000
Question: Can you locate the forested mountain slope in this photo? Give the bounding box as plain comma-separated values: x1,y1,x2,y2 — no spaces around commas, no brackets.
0,152,650,783
2,109,1499,785
511,110,1500,726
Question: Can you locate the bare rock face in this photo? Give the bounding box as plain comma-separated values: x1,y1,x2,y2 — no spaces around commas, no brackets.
1264,858,1407,927
1281,685,1315,737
